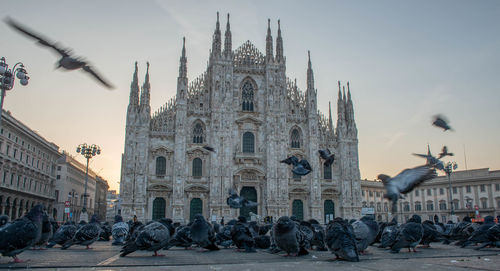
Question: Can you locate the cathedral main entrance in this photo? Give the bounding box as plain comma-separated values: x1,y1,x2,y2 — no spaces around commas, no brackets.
239,187,257,219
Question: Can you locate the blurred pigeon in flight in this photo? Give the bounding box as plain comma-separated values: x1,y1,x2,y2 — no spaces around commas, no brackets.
318,149,335,167
432,114,453,131
202,145,216,153
413,145,445,171
280,156,312,176
378,165,436,214
438,146,454,159
227,188,258,209
5,17,114,89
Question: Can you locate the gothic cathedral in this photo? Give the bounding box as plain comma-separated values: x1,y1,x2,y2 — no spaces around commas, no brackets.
120,13,362,223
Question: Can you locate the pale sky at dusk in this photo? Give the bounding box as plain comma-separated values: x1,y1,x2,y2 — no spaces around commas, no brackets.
1,0,499,192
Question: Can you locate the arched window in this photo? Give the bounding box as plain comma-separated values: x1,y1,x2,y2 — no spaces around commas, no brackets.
241,81,254,111
192,158,202,177
193,122,204,144
242,132,254,153
240,187,257,219
324,200,334,223
323,164,332,180
426,201,434,211
403,202,410,212
290,129,301,148
439,201,447,210
152,197,166,220
292,200,304,220
155,156,166,176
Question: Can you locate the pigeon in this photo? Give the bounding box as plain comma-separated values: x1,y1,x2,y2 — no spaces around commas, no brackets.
272,216,309,256
120,218,172,257
5,17,114,89
325,218,359,262
202,145,216,153
298,221,314,250
126,221,144,241
98,222,112,241
390,215,424,253
379,222,400,249
474,223,500,250
112,215,129,246
167,225,193,249
34,213,53,249
0,204,44,263
215,224,233,248
353,216,379,253
413,145,445,171
189,214,219,251
226,188,258,209
280,156,312,176
307,220,327,251
420,220,443,248
47,222,77,248
378,165,436,214
231,216,256,252
432,114,453,131
318,149,335,167
438,146,454,159
61,215,102,250
461,216,495,248
0,215,9,229
254,235,271,249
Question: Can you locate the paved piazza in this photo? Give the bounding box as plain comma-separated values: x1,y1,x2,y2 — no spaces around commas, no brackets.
0,242,498,271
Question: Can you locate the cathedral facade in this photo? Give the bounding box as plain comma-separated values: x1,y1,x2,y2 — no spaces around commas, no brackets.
119,14,362,223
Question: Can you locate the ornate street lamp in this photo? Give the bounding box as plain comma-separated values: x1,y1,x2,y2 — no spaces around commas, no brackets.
76,143,101,220
0,57,29,128
444,161,458,219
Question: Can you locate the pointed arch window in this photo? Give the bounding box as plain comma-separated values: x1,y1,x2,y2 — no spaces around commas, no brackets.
323,164,332,180
242,132,254,153
241,81,254,112
193,122,204,144
155,156,166,176
192,158,202,177
290,129,301,148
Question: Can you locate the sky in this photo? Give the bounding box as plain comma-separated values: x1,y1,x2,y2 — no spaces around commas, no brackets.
1,0,499,192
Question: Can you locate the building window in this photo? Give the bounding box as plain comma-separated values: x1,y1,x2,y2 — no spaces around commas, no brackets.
241,80,254,111
480,184,485,192
377,203,381,212
290,129,301,148
10,173,14,185
192,122,204,144
466,185,471,193
57,166,61,171
481,198,487,209
369,191,373,197
323,164,332,180
403,202,410,212
376,191,380,197
155,156,167,176
384,202,388,212
439,188,444,195
453,200,459,210
427,189,431,196
192,158,202,177
497,199,500,208
23,177,26,189
362,190,365,196
426,201,434,211
414,202,421,211
453,187,457,194
242,132,254,153
495,184,500,191
439,201,447,210
56,175,60,180
415,190,419,196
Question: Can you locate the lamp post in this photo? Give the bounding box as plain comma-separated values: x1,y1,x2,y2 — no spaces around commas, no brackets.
444,161,458,220
0,57,29,128
76,143,101,221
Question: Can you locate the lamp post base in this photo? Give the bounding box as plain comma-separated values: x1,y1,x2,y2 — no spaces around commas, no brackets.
79,211,89,223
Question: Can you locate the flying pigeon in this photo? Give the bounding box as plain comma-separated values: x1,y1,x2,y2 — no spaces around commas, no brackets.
390,215,424,253
280,156,312,176
189,214,219,251
5,17,114,89
0,204,44,263
378,165,436,214
413,145,445,171
47,222,77,248
61,215,102,250
202,145,216,153
272,216,309,256
226,188,258,209
325,218,359,262
318,149,335,167
432,114,453,131
120,218,173,257
438,146,454,159
112,215,129,246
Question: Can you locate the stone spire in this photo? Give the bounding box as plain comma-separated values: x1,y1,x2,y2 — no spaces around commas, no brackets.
307,51,314,91
211,12,222,58
179,37,187,78
266,19,273,62
128,61,139,107
336,81,346,135
140,62,151,109
328,101,333,132
346,82,357,135
276,19,284,62
223,13,232,58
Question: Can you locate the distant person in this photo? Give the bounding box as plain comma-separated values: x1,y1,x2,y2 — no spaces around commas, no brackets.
220,216,224,226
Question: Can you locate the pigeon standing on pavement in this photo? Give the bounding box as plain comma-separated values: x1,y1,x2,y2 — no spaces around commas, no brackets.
99,222,112,241
226,188,258,209
231,216,256,252
167,224,193,249
353,216,379,253
112,215,129,246
34,213,53,249
47,222,77,248
420,220,442,248
189,214,219,251
379,222,400,249
0,204,44,263
379,165,436,214
432,114,453,131
272,216,309,256
280,156,312,176
318,149,335,167
390,215,424,253
461,216,495,248
325,218,359,262
5,17,114,89
120,218,173,257
474,223,500,250
61,215,102,250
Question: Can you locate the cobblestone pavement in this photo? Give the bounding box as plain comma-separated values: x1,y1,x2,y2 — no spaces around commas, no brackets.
0,242,498,270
